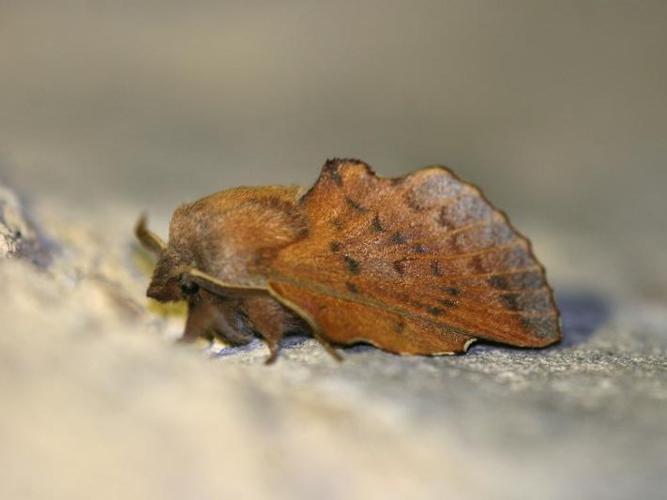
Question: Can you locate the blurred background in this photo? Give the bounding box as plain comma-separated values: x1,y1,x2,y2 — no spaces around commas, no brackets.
2,0,666,239
2,3,667,500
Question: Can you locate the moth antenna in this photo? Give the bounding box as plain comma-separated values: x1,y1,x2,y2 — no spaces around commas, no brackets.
135,213,167,256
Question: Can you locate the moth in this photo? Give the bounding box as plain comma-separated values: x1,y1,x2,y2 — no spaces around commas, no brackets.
136,159,560,363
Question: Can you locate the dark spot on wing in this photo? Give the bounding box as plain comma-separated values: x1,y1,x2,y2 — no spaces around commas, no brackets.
330,241,342,253
325,164,343,186
346,282,359,294
427,306,445,316
393,259,407,276
431,261,444,277
330,217,344,230
346,197,369,212
390,232,407,244
442,287,460,297
393,320,406,333
500,293,520,311
371,214,385,232
489,275,509,290
404,193,427,212
438,298,458,308
344,255,361,275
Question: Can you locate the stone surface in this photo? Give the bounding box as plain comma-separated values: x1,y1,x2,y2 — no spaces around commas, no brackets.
0,184,48,264
0,186,665,500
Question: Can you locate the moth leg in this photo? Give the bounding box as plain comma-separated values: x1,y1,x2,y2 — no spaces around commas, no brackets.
182,300,214,343
264,338,281,365
182,297,253,346
310,332,343,362
241,296,298,364
242,296,343,363
267,286,343,362
212,299,255,346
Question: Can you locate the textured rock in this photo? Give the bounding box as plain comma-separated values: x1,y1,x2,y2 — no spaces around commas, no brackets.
0,184,47,263
0,186,665,500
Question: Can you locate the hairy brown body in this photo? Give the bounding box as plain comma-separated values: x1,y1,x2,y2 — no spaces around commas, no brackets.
137,159,561,363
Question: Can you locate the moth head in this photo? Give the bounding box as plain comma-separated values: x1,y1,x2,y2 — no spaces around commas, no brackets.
135,215,198,303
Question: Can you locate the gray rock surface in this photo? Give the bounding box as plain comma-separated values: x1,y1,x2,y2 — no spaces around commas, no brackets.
1,185,665,500
0,184,47,263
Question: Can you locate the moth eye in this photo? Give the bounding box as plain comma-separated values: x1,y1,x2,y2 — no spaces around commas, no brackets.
180,281,200,296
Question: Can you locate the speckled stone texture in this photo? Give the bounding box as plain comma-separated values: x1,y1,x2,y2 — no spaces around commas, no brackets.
1,185,665,500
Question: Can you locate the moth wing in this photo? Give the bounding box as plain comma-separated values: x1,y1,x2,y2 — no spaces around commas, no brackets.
266,159,561,355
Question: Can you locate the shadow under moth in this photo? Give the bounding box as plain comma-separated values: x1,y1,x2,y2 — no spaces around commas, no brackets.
136,159,561,363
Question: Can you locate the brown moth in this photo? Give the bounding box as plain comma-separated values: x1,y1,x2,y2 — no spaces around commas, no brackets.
136,159,561,363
